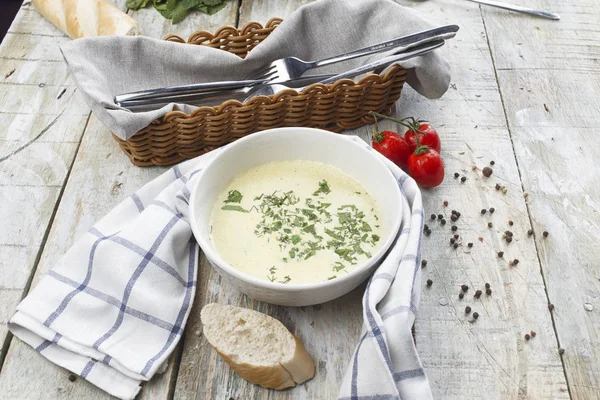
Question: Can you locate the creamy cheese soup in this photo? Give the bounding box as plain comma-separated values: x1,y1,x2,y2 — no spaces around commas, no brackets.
209,160,382,284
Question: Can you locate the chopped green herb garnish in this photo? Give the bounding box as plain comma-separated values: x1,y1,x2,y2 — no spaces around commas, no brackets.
224,190,243,203
333,262,346,272
222,180,381,279
221,205,250,213
327,276,337,280
313,180,331,196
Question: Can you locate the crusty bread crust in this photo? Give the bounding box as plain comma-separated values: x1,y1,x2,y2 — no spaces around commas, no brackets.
32,0,140,39
201,303,315,390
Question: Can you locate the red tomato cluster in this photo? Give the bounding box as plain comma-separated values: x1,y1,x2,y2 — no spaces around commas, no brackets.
371,113,444,188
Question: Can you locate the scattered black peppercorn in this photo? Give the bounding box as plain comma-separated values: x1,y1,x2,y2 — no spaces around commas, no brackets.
450,238,456,245
456,211,461,218
441,219,447,225
531,331,537,338
482,166,493,177
454,172,460,178
437,214,443,220
453,243,459,249
497,251,504,257
431,214,436,220
490,160,495,165
485,282,490,289
513,259,519,265
450,214,458,222
506,231,513,237
465,306,472,314
425,229,431,236
486,288,492,295
489,207,495,214
451,225,458,231
543,231,549,237
426,279,433,287
474,290,482,298
451,210,457,215
459,292,465,299
558,348,565,355
548,303,555,311
495,183,501,190
481,209,487,214
68,375,77,382
453,234,459,240
488,222,493,228
421,260,427,268
525,333,531,341
506,237,513,244
461,284,469,292
508,220,514,226
424,224,429,230
461,176,467,183
528,229,534,236
468,242,473,248
443,200,449,207
473,312,479,320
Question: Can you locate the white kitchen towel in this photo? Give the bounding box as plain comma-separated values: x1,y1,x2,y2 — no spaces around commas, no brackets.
60,0,451,140
9,137,430,399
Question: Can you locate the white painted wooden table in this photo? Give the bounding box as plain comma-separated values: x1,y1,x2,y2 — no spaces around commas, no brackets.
0,0,599,399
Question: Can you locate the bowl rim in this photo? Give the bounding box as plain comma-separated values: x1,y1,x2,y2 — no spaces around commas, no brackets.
189,127,403,291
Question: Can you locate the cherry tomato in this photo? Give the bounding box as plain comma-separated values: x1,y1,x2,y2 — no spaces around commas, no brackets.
407,146,445,188
372,130,411,170
405,122,441,154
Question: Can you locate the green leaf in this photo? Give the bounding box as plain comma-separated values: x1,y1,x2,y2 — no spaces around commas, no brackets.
171,3,190,23
221,205,249,213
291,235,301,245
126,0,151,10
313,179,331,196
303,224,317,236
224,189,243,203
180,0,202,9
325,229,343,241
205,2,227,14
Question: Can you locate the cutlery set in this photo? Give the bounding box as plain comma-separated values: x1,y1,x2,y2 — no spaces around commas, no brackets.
115,25,459,112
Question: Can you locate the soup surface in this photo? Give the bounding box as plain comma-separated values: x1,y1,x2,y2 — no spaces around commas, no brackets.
209,160,382,284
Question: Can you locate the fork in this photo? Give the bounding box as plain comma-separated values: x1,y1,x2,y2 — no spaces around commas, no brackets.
115,24,458,105
120,39,445,112
244,24,458,82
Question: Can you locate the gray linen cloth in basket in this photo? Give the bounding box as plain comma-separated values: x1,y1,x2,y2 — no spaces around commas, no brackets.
60,0,451,140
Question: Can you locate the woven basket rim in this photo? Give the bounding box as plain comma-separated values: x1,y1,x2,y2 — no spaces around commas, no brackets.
160,66,407,123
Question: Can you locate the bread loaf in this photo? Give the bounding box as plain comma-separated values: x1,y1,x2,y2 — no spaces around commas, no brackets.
32,0,140,39
200,303,315,390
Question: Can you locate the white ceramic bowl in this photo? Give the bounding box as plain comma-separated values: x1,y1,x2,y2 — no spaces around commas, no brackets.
189,127,402,306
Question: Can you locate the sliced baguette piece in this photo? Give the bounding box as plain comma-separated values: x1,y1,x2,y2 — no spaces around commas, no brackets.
200,303,315,390
32,0,140,39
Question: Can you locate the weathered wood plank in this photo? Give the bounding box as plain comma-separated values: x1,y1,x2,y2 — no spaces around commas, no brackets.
483,1,600,395
0,1,95,365
0,2,239,399
481,0,600,72
389,1,568,399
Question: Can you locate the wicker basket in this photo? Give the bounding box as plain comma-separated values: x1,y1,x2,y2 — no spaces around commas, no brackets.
113,18,409,166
